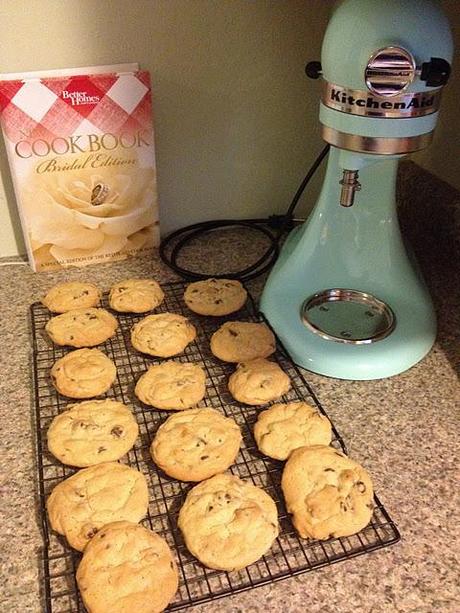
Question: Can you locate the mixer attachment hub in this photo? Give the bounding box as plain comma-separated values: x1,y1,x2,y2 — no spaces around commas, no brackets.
365,46,416,96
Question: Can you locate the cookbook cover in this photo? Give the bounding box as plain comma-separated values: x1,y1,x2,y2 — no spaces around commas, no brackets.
0,64,159,271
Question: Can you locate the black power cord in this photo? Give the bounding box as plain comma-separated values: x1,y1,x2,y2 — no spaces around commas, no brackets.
159,144,330,282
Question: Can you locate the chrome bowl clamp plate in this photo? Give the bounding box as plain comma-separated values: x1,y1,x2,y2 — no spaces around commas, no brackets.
301,289,396,344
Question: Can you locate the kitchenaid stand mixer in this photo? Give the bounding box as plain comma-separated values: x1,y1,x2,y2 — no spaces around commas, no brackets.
260,0,453,379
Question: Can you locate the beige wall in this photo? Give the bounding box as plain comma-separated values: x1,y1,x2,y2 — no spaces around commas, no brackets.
0,0,458,258
413,0,460,186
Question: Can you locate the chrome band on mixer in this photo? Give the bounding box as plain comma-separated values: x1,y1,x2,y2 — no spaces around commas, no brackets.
322,81,442,118
321,126,433,154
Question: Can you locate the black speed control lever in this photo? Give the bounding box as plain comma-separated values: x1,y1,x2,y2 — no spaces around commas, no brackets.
420,57,451,87
305,61,322,79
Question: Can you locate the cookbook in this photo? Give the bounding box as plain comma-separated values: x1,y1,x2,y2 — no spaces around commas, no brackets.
0,63,159,271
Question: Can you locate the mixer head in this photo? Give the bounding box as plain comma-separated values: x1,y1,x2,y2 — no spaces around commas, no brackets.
317,0,453,154
306,0,453,206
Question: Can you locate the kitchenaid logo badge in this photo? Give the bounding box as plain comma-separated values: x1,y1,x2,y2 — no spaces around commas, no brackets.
322,82,441,118
330,88,434,110
61,90,100,106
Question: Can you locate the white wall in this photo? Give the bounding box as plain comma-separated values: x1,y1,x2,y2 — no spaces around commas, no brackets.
0,0,458,258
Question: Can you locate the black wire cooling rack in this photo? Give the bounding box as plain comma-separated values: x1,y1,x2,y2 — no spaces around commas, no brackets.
31,281,400,613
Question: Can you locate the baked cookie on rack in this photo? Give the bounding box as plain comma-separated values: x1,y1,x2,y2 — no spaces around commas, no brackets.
150,408,242,481
228,358,291,405
109,278,164,313
131,313,196,357
47,462,148,551
178,473,279,571
135,360,206,410
184,278,247,316
210,321,276,362
45,308,118,347
254,401,332,460
76,521,178,613
281,445,374,540
47,399,139,467
42,281,101,313
51,348,116,398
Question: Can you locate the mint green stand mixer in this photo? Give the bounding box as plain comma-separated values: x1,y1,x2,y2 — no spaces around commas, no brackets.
260,0,453,380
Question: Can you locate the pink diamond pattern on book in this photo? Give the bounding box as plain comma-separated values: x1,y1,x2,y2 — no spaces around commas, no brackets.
0,80,23,112
84,94,130,133
1,102,38,141
41,77,72,98
33,97,83,138
129,94,154,131
71,117,103,137
28,123,57,145
87,74,119,93
0,72,152,139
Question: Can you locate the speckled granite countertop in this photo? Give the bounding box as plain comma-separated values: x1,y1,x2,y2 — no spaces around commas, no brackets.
0,162,459,613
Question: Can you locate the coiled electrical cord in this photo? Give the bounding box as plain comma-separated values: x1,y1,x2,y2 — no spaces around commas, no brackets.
159,144,330,282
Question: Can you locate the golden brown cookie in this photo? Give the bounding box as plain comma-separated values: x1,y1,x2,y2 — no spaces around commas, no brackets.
281,445,374,540
109,278,165,313
51,348,116,398
42,281,101,313
76,521,178,613
228,358,291,405
131,313,196,357
184,278,247,316
178,473,278,570
254,401,332,460
45,308,118,347
47,463,149,551
210,321,276,362
135,360,206,410
47,399,139,467
150,408,242,481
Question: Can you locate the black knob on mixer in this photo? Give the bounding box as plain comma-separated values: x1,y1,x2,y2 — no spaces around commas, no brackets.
420,57,451,87
305,61,322,79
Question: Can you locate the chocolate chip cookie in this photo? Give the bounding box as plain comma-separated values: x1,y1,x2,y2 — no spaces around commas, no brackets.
254,401,332,460
45,308,118,347
76,521,178,613
42,281,101,313
178,473,279,570
184,278,247,316
51,348,116,398
210,321,276,362
131,313,196,357
228,358,291,405
135,360,206,410
109,278,165,313
151,408,242,481
281,445,374,540
47,462,148,551
47,399,139,467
